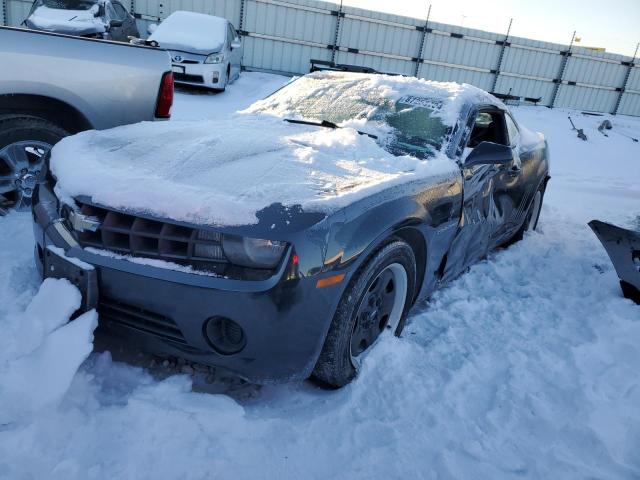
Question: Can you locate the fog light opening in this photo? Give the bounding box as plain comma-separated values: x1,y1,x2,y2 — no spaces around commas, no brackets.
204,316,246,355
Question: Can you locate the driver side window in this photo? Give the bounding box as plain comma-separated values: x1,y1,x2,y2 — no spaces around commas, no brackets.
467,110,508,149
112,2,128,21
227,23,237,45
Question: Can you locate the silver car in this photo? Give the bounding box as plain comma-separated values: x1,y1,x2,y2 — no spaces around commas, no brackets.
148,11,243,91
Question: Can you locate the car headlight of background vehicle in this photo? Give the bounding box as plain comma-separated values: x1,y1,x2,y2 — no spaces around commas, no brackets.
204,53,225,64
221,235,287,269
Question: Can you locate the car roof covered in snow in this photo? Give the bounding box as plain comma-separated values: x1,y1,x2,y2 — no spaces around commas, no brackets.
248,70,505,127
148,10,228,55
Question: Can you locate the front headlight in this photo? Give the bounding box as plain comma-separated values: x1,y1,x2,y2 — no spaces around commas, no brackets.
222,235,287,269
204,53,225,64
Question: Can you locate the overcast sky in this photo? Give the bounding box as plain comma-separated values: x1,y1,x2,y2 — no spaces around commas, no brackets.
341,0,639,57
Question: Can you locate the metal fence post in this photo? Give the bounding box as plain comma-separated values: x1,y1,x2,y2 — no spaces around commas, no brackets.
238,0,246,32
612,42,638,115
330,0,344,63
412,4,431,77
549,30,576,108
490,18,512,93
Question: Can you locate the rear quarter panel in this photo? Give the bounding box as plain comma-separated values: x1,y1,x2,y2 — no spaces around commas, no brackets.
0,27,171,129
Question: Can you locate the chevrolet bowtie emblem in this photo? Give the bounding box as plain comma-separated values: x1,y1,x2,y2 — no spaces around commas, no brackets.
68,210,101,232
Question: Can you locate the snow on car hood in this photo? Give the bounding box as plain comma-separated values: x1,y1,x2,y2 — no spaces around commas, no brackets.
27,5,106,34
148,11,227,55
50,115,458,227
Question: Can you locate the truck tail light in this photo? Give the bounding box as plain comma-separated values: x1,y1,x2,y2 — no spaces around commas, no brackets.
155,72,174,119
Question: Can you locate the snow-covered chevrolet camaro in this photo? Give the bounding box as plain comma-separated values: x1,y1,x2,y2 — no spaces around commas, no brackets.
32,70,550,387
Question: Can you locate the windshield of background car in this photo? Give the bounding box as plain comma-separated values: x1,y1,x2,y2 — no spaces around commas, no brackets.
34,0,98,9
250,74,451,160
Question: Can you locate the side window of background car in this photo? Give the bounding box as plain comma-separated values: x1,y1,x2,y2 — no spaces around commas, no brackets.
112,2,128,21
467,110,508,149
505,114,520,147
105,2,117,21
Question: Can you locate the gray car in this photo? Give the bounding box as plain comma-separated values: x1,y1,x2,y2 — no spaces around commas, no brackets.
32,67,550,388
0,26,172,212
24,0,139,42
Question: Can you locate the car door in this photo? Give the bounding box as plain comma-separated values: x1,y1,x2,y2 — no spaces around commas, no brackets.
488,111,535,247
104,1,124,41
227,22,242,80
441,108,508,281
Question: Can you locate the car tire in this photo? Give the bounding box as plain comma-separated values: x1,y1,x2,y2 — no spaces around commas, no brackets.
0,115,68,212
312,238,416,388
505,186,545,245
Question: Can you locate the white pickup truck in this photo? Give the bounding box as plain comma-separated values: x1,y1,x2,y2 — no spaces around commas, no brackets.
0,26,173,212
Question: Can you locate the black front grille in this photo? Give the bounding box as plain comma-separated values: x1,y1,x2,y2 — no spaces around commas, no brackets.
99,297,187,345
174,73,204,83
72,201,228,273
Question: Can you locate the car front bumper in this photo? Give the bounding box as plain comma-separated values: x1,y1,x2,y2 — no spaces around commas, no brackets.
32,190,343,384
172,62,226,89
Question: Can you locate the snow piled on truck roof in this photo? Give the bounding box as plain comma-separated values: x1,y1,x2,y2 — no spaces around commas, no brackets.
148,11,227,54
50,72,497,227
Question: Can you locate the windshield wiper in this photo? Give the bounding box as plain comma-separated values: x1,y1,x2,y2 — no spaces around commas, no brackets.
283,118,378,140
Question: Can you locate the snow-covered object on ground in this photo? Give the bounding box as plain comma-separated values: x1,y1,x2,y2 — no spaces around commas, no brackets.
27,4,106,34
148,10,227,54
50,72,501,227
0,279,97,424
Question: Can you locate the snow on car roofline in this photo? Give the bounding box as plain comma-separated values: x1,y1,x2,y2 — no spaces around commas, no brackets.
148,10,228,55
247,70,504,128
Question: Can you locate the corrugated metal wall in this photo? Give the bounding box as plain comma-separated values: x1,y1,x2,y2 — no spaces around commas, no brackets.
3,0,639,116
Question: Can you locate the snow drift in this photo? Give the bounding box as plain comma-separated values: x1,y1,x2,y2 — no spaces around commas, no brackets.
0,279,97,424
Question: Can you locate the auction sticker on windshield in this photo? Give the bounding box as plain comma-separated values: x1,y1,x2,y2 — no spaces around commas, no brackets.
397,95,442,110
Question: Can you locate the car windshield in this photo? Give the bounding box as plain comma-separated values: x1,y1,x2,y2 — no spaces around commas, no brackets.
34,0,98,10
251,74,452,160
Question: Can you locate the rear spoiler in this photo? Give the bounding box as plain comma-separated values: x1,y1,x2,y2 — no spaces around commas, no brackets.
490,91,542,105
589,219,640,304
309,59,542,105
309,59,401,76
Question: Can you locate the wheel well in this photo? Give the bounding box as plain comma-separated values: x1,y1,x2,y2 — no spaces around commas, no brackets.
392,227,427,303
0,94,92,134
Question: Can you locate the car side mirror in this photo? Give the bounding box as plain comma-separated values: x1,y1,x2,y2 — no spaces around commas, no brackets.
464,141,513,167
231,39,241,50
109,19,123,28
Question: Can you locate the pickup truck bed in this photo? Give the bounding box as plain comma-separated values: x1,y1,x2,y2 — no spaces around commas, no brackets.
0,26,173,212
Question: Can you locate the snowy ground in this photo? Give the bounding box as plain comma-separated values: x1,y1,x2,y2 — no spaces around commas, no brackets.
1,72,639,479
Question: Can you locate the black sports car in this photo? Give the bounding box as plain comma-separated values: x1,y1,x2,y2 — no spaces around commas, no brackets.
33,67,550,387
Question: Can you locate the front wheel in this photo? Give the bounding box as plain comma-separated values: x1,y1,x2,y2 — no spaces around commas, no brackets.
312,239,416,388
